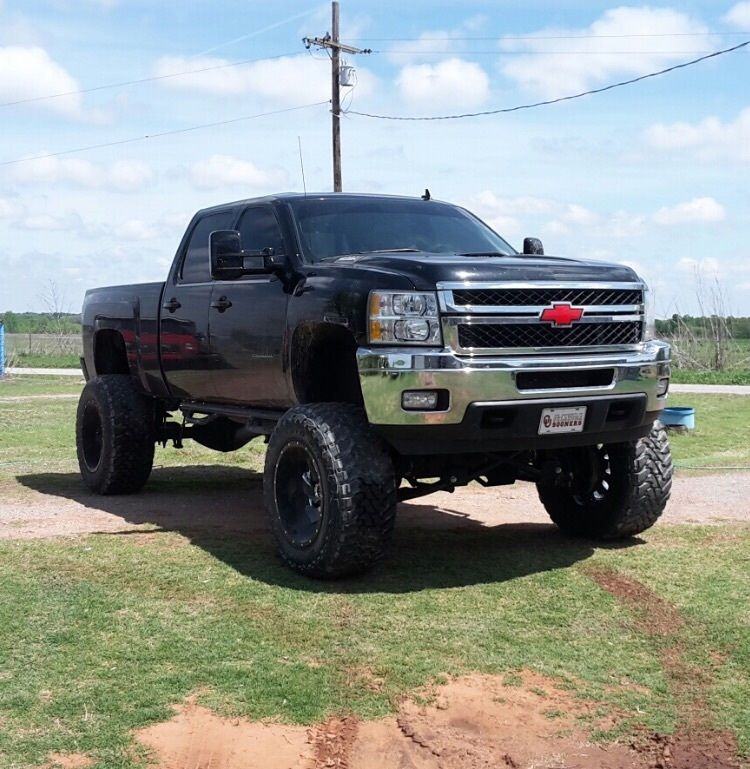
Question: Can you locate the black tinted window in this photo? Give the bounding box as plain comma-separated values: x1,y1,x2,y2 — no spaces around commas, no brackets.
287,198,514,262
182,211,234,283
238,206,285,254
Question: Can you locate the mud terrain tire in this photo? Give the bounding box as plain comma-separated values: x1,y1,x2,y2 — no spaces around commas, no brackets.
537,422,673,539
264,403,397,578
76,375,155,494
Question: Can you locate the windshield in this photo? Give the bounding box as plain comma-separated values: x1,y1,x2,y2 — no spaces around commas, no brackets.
287,197,516,262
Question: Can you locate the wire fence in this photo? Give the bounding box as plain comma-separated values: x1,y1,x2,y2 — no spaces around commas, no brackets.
4,333,82,357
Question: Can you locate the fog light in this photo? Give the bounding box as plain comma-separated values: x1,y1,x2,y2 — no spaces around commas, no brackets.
402,390,439,411
657,378,670,397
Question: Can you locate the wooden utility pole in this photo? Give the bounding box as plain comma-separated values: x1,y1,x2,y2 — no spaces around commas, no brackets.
331,1,342,192
303,3,370,193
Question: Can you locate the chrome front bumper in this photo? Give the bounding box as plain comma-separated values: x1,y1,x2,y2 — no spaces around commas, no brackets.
357,341,671,426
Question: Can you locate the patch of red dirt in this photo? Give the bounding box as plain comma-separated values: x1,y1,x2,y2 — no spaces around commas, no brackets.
670,730,740,769
135,699,311,769
587,567,741,769
351,672,640,769
133,668,743,769
308,716,359,768
45,754,93,769
586,566,683,637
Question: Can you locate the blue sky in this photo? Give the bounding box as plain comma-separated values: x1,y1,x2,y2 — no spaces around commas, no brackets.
1,0,749,315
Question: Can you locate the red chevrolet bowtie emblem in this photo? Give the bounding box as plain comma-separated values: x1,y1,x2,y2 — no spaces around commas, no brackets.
539,303,585,327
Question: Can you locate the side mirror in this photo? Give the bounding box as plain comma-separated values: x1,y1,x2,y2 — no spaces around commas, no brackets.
523,237,544,256
241,247,278,273
210,230,244,278
210,231,277,279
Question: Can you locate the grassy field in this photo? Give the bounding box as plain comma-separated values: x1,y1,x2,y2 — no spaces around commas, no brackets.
0,376,748,768
671,368,750,385
9,352,81,368
1,375,747,477
4,334,82,369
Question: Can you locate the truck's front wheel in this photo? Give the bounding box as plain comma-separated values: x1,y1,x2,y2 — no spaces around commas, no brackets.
264,404,397,578
76,375,156,495
537,422,673,539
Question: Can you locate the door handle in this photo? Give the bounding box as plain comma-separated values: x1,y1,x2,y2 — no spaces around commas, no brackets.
210,296,233,312
162,297,181,313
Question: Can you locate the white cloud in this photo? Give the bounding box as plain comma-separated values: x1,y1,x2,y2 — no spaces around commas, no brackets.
466,190,727,251
724,1,750,30
0,196,24,219
16,212,80,231
464,191,547,237
653,197,726,225
153,53,375,106
388,30,464,65
108,160,154,192
189,154,288,191
644,107,750,162
387,17,488,64
500,7,712,97
396,58,489,109
8,156,154,192
464,191,606,241
0,45,81,116
113,219,159,241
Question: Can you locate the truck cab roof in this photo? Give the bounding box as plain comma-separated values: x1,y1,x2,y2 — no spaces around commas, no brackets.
194,191,442,218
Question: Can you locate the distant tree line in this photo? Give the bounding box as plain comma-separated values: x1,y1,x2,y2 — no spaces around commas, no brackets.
0,311,81,334
656,315,750,339
1,310,749,339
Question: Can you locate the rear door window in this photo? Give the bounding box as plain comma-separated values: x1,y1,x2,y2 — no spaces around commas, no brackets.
181,211,234,283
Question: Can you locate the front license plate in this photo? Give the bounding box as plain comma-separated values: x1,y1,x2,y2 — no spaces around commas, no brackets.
538,406,587,435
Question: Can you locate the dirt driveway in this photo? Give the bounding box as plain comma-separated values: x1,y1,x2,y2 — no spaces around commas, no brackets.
1,466,747,541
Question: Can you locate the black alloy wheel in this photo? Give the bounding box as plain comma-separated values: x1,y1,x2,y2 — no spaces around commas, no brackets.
273,441,325,548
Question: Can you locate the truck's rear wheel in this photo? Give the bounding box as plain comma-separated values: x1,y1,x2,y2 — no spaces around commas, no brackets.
76,375,155,494
537,422,673,539
264,403,397,578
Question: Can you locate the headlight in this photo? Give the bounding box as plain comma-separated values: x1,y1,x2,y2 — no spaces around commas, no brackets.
368,290,442,345
643,283,656,341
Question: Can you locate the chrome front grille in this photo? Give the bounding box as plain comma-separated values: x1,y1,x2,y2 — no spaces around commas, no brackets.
451,286,643,308
457,321,643,350
438,281,645,355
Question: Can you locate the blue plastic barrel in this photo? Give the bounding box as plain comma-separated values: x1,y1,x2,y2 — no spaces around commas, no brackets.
661,406,695,430
0,321,4,378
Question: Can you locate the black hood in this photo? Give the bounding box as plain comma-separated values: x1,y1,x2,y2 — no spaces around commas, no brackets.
331,252,640,291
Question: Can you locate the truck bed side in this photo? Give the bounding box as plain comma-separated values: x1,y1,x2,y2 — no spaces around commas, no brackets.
81,282,170,398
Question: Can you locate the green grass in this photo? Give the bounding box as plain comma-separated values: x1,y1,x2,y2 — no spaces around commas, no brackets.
672,369,750,385
0,525,747,768
666,394,750,468
0,378,749,767
1,378,747,479
11,353,81,368
0,375,84,398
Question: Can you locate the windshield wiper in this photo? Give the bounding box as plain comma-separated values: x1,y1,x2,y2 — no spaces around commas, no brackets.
458,251,508,257
360,248,421,254
328,248,422,260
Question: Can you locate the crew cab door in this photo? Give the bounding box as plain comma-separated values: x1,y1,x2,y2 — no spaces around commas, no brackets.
160,210,233,399
209,204,291,406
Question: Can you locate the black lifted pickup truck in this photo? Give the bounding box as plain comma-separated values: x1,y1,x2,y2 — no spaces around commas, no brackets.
77,192,673,577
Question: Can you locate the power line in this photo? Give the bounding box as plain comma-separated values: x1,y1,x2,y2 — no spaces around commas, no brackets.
0,101,330,167
342,39,750,121
373,49,723,55
0,51,300,109
346,31,748,42
1,5,322,109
